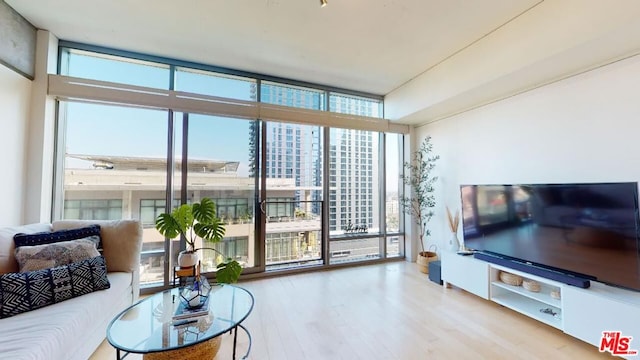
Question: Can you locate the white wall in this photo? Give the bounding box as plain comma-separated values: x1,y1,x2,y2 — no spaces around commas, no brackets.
0,63,31,226
25,30,57,224
415,53,640,253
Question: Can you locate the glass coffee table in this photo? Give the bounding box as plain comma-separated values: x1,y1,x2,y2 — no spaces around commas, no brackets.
107,285,254,359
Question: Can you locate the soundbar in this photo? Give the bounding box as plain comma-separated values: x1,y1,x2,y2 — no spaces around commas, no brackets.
474,251,591,289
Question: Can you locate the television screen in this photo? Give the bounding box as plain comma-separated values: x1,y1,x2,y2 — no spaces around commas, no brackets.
461,182,640,291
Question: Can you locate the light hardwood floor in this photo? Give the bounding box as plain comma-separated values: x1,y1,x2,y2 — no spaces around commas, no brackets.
91,261,614,360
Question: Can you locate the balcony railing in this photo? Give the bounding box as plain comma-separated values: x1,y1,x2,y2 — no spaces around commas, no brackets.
264,200,323,269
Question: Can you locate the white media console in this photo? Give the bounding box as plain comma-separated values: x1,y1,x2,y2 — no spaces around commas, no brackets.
441,251,640,359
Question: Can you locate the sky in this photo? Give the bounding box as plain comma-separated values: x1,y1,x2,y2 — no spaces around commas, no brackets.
64,51,254,175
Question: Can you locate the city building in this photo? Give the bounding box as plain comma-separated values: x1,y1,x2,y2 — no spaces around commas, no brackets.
63,154,326,283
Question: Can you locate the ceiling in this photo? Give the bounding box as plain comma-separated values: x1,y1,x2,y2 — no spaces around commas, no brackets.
6,1,539,102
8,1,640,126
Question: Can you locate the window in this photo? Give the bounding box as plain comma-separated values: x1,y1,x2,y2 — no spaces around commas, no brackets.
182,114,257,271
140,199,166,227
60,48,170,89
210,198,250,223
64,199,122,220
262,82,325,110
266,198,295,219
174,67,256,101
266,231,321,264
329,93,382,118
329,128,380,235
57,101,169,286
386,134,402,234
55,44,400,287
203,236,249,266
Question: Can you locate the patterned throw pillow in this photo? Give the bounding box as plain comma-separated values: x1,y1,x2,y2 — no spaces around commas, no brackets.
13,224,102,250
0,255,110,318
14,238,101,272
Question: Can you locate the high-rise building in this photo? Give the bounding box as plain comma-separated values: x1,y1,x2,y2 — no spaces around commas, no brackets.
256,85,382,233
256,83,323,217
327,94,382,234
328,129,379,233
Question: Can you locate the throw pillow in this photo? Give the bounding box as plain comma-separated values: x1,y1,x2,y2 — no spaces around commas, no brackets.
0,255,110,318
13,224,102,250
52,220,142,273
14,238,101,272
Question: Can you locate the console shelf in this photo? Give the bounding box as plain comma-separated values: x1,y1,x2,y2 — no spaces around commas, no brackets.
491,291,562,329
491,281,561,308
441,252,640,359
489,264,564,330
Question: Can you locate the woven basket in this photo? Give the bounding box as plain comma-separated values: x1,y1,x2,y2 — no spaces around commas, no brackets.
143,336,222,360
416,250,438,274
550,289,561,300
522,278,541,292
499,271,523,286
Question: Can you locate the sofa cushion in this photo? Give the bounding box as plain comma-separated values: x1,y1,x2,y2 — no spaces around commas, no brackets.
14,224,102,249
0,223,52,275
15,238,101,272
0,255,110,318
0,271,133,360
53,220,142,273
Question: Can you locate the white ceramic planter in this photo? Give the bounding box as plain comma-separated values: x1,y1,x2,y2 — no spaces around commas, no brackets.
177,250,198,268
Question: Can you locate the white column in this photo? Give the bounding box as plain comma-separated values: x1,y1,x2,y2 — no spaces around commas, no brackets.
25,30,58,223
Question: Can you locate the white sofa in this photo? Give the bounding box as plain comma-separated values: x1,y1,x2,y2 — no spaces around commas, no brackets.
0,219,142,360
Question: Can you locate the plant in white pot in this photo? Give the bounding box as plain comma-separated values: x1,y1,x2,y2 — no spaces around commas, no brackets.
155,198,242,283
400,136,440,274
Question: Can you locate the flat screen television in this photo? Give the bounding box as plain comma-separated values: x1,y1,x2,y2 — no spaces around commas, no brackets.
460,182,640,291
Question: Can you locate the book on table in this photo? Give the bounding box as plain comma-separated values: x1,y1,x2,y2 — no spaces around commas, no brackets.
172,295,210,321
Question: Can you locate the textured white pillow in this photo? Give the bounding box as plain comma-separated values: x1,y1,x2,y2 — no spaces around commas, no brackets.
14,238,100,272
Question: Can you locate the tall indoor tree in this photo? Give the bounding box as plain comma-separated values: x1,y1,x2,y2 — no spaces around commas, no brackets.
400,136,440,273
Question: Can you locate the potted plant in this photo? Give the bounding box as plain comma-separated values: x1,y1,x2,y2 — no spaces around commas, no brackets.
400,136,440,274
155,198,242,284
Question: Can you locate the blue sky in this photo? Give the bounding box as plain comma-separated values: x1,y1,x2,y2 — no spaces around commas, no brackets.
64,52,254,175
66,103,253,176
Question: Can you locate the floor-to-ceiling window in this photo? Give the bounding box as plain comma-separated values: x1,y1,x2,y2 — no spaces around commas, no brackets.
328,127,381,263
326,93,389,264
263,122,324,269
260,82,325,269
385,133,403,257
172,67,259,274
180,113,257,272
53,43,405,290
57,101,171,285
